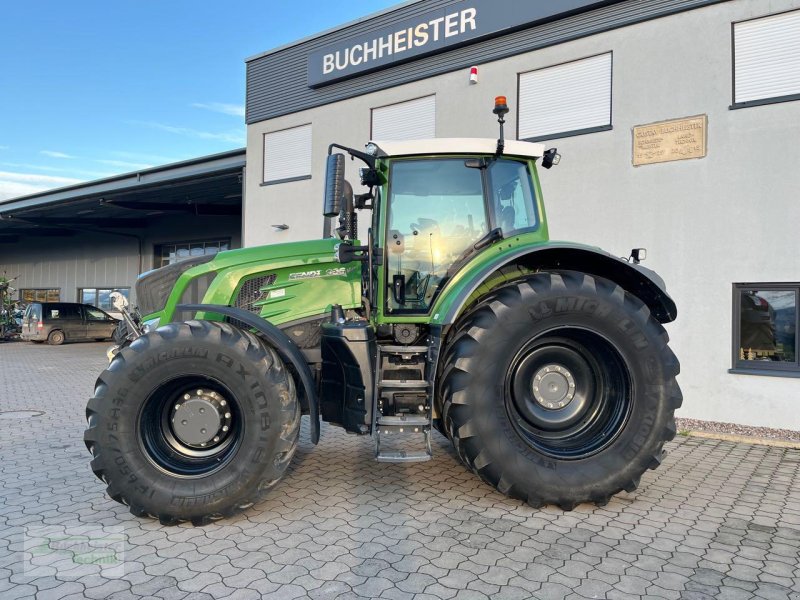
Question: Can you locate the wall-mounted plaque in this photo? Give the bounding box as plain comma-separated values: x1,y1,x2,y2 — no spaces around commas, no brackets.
632,115,707,166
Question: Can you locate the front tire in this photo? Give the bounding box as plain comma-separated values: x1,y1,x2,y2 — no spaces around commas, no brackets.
439,271,681,509
84,320,300,525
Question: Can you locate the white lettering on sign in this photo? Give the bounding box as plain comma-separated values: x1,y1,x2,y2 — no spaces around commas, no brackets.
321,7,478,76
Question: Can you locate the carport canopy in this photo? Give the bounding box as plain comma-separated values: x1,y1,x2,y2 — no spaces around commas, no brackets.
0,149,245,244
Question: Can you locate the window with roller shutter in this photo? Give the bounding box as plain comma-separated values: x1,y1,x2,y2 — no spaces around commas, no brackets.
371,95,436,141
732,9,800,109
262,123,312,185
518,53,612,142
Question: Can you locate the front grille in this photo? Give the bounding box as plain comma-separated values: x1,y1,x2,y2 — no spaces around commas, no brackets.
235,274,277,315
135,255,214,316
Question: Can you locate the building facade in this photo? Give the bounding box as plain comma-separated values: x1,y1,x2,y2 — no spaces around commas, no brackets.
243,0,800,429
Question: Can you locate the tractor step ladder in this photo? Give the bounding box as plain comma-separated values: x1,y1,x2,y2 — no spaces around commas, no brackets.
374,345,433,463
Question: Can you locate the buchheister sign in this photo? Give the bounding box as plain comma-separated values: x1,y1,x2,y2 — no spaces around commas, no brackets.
307,0,624,88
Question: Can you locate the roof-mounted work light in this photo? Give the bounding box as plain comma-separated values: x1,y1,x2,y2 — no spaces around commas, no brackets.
542,148,561,169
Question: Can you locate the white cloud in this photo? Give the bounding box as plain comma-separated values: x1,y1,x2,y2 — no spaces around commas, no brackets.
0,145,9,151
0,171,82,184
191,102,245,117
95,159,154,170
0,171,83,201
131,120,245,145
1,162,114,179
40,150,76,159
111,150,185,164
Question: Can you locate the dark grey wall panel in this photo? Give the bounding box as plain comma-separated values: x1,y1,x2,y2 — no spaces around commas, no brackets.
246,0,729,124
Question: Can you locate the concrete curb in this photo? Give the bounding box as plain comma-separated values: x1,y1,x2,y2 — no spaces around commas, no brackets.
684,430,800,449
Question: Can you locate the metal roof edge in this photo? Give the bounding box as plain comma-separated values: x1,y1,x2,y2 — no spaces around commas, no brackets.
244,0,425,63
0,148,246,213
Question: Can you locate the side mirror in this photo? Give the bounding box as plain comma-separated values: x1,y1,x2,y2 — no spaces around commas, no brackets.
323,153,346,217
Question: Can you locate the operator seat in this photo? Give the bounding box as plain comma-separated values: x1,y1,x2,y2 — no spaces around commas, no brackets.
500,205,516,232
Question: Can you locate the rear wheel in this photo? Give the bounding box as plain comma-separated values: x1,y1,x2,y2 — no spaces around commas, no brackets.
47,330,65,345
439,271,681,509
84,320,300,524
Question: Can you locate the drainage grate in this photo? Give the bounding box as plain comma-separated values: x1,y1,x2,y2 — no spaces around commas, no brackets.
0,410,45,419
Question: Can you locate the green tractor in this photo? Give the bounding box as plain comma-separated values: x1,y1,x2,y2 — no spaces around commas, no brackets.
85,98,681,525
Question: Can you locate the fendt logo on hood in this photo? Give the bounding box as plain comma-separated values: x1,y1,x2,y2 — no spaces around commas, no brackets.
288,270,321,281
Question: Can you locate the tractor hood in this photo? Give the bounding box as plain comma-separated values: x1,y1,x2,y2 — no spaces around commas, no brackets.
137,238,363,326
204,238,343,270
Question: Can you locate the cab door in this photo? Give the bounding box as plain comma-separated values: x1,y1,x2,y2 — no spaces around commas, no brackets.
383,158,489,315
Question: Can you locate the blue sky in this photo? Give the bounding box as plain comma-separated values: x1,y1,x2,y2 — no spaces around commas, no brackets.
0,0,399,200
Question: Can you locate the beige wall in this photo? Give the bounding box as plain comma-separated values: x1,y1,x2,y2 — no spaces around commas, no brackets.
245,0,800,429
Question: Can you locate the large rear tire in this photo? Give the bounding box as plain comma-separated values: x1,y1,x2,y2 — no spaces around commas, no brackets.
84,320,300,525
439,271,681,509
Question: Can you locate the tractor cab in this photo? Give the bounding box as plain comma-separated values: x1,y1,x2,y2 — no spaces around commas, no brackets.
316,98,564,460
324,97,559,322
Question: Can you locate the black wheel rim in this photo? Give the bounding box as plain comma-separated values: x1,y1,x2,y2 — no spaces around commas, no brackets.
138,376,242,477
504,328,632,460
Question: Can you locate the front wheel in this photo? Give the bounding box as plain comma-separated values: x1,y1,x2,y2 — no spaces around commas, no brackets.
439,271,681,509
84,320,300,525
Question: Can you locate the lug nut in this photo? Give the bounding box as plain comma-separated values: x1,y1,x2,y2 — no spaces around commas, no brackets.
222,426,229,432
184,394,190,400
225,413,231,419
220,400,226,406
175,404,181,410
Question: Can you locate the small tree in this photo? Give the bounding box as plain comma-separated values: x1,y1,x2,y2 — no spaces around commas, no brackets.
0,274,17,327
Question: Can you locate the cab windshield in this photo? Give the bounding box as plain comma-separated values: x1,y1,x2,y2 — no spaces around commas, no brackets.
386,157,537,313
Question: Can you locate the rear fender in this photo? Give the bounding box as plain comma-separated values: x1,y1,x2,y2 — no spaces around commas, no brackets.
437,243,677,325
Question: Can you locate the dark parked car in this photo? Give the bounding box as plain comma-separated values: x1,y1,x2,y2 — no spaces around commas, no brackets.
21,302,119,345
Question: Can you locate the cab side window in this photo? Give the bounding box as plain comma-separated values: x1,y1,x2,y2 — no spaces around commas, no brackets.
488,159,537,235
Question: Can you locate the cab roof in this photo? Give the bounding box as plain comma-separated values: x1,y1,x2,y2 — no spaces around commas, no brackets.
370,138,545,160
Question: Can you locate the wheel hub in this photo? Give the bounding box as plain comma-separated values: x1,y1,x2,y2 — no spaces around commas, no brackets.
171,389,231,448
532,364,576,409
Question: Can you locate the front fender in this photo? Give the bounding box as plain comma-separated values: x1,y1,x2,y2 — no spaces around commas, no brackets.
177,303,320,445
433,242,677,325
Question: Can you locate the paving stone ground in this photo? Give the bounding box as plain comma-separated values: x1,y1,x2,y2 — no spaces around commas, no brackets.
0,341,798,600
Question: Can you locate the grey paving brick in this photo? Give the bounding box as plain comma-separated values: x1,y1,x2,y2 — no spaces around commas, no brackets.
0,342,798,600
